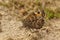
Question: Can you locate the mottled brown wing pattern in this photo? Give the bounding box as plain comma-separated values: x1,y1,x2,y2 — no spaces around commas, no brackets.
23,11,45,29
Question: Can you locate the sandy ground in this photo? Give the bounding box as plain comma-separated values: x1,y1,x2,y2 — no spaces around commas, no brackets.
0,7,60,40
0,0,60,40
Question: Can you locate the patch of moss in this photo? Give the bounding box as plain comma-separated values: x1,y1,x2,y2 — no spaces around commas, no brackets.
45,9,54,19
45,8,60,20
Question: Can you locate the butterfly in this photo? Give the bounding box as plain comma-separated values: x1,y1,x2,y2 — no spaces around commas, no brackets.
23,10,45,29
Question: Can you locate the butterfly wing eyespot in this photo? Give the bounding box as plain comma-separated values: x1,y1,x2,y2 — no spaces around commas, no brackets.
37,11,40,14
34,12,42,17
